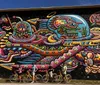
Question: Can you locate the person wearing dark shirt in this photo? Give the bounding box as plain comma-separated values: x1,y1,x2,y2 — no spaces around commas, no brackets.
55,65,62,75
48,66,54,80
17,65,23,82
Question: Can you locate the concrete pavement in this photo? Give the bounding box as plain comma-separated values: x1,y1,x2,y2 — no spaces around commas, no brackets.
0,83,99,85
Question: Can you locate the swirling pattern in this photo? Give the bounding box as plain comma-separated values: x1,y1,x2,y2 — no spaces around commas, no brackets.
14,51,33,58
51,45,85,68
0,50,33,62
85,65,100,74
29,45,85,70
22,44,68,56
9,34,36,43
0,53,20,62
31,35,43,44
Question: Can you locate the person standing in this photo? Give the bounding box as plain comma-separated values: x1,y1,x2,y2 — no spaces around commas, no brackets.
17,65,23,82
48,66,54,80
31,65,38,83
62,63,67,81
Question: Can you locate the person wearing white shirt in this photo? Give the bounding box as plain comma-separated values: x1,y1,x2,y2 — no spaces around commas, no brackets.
31,65,38,83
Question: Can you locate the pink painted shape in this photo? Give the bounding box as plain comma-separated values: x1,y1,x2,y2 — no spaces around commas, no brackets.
35,64,49,70
0,48,4,55
51,45,84,68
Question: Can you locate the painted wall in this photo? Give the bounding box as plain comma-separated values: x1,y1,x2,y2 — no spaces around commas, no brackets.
0,5,100,82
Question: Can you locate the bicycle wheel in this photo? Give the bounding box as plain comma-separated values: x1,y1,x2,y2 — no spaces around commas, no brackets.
35,74,43,83
53,73,62,83
21,74,29,83
42,74,49,83
64,74,72,83
25,75,32,83
9,74,18,83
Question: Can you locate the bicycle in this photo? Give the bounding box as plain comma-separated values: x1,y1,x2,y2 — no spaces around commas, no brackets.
9,71,18,83
53,71,62,83
54,71,72,83
64,74,72,83
9,71,26,83
23,69,33,83
35,73,43,83
42,70,58,83
23,69,43,83
42,70,49,83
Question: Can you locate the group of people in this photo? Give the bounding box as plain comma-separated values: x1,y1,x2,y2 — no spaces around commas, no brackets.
31,63,68,83
12,63,68,83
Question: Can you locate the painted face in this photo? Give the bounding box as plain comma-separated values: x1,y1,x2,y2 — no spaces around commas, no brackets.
17,23,26,32
15,22,31,39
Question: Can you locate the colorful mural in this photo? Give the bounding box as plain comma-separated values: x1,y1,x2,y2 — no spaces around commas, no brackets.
0,7,100,82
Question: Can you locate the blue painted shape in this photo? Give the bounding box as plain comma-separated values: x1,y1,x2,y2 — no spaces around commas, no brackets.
18,61,35,64
17,53,41,64
23,60,36,62
18,47,22,51
31,54,41,57
23,57,39,61
47,15,91,40
12,47,16,51
0,28,2,31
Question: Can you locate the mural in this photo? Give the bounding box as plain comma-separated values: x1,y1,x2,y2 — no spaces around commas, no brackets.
0,8,100,82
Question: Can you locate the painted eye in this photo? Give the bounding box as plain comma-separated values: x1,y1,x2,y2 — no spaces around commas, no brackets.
72,23,75,26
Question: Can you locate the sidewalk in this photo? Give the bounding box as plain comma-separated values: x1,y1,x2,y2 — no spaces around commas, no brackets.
0,83,73,85
0,83,99,85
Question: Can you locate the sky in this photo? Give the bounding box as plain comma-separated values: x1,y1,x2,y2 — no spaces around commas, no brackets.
0,0,99,9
